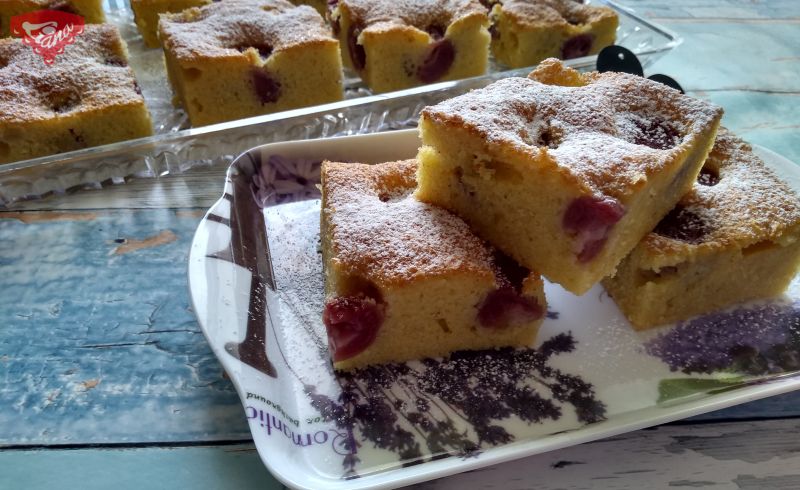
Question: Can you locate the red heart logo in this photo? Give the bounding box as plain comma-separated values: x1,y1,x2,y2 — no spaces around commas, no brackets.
10,10,85,65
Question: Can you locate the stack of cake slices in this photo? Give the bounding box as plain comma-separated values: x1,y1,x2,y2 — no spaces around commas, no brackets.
320,58,800,370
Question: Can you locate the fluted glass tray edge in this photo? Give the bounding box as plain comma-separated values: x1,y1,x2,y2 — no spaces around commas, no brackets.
0,0,680,207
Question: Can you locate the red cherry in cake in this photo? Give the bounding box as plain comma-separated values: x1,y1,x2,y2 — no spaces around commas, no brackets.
347,25,366,71
478,250,543,329
561,34,593,60
631,117,681,150
478,289,543,329
252,70,281,104
653,205,708,244
697,167,719,186
323,295,385,362
563,196,625,262
418,39,455,83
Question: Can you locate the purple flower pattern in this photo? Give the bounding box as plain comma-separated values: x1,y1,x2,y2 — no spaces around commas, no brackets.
251,154,322,207
646,301,800,376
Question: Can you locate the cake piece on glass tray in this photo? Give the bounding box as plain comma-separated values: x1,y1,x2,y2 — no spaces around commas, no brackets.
489,0,618,68
159,0,343,126
329,0,490,93
416,59,723,294
604,129,800,329
0,0,105,37
321,159,546,370
0,24,152,164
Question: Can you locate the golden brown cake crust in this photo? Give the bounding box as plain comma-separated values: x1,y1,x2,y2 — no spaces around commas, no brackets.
499,0,616,28
0,24,145,125
421,60,723,201
339,0,488,34
641,129,800,257
159,0,336,61
323,159,499,286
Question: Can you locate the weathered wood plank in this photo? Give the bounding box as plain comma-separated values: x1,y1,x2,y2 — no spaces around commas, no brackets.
1,209,799,447
649,22,800,94
3,418,800,490
0,209,249,445
421,418,800,490
0,444,282,490
628,0,800,20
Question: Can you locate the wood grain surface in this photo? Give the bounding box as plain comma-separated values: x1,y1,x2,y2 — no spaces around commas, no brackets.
3,418,800,489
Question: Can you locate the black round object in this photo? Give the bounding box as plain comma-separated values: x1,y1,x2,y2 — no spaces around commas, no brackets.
647,73,685,93
596,45,643,76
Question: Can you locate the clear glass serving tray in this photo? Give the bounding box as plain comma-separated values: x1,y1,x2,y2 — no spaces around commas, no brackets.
0,0,680,207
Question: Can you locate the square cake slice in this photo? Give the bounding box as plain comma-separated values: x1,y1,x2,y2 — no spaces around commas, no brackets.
490,0,618,68
130,0,210,48
159,0,343,127
330,0,490,93
603,129,800,329
415,59,723,295
0,24,153,164
0,0,105,37
321,159,546,370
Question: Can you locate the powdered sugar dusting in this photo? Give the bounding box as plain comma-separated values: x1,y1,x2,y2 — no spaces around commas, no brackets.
500,0,616,29
159,0,335,60
422,71,723,199
0,24,146,124
322,159,496,284
646,129,800,253
341,0,487,33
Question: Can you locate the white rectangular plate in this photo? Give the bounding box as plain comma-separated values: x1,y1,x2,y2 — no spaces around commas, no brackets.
188,129,800,490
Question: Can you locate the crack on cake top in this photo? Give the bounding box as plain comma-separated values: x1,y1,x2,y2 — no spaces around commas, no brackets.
159,0,336,61
322,159,499,285
421,67,723,200
338,0,488,34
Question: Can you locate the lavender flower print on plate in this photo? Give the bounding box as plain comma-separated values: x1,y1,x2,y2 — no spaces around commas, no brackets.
647,301,800,376
188,130,800,490
646,300,800,403
251,154,322,207
306,334,606,477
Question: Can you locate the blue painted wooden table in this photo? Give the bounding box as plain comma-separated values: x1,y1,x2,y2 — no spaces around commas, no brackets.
2,1,800,488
